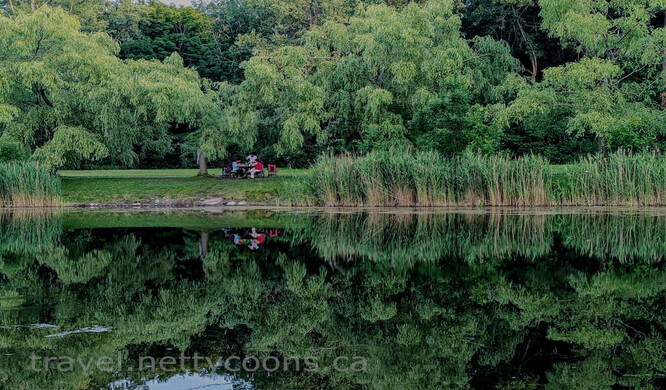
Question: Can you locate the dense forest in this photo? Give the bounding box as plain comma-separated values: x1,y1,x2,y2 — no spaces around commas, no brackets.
1,0,665,170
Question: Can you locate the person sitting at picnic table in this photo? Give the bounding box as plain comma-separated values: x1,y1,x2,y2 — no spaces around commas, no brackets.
248,159,264,179
231,159,245,176
246,153,258,165
232,159,242,171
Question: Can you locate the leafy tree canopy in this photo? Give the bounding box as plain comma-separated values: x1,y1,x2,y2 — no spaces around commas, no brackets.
0,7,223,169
225,0,519,159
1,0,666,166
497,0,666,153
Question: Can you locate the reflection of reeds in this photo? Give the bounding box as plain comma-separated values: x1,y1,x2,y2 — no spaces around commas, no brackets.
558,214,666,263
461,213,552,262
0,162,61,207
291,212,552,265
0,209,63,255
291,212,666,265
0,210,63,324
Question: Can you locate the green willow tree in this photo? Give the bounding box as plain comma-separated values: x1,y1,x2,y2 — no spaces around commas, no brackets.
0,7,225,170
497,0,666,153
0,0,108,31
223,0,518,162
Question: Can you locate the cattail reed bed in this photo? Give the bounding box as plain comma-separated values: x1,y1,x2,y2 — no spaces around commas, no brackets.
0,161,62,207
288,150,666,207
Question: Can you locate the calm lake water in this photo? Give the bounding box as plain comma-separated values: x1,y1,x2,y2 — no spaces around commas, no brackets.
1,208,665,389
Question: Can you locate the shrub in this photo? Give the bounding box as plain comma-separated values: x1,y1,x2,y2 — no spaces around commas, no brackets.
0,139,29,163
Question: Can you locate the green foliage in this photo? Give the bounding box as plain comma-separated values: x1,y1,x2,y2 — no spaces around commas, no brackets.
497,0,666,156
0,7,223,169
499,58,666,153
224,0,519,162
4,0,666,166
32,126,108,171
108,2,220,80
0,138,29,163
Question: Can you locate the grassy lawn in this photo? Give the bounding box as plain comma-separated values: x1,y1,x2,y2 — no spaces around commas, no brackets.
59,168,307,205
58,165,571,206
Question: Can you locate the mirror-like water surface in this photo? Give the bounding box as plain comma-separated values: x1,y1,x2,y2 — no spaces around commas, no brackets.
0,208,665,389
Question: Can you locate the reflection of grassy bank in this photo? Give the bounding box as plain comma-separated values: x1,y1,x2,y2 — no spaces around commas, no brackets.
9,208,666,265
61,208,294,230
292,212,553,264
288,150,666,207
557,213,666,263
0,209,62,256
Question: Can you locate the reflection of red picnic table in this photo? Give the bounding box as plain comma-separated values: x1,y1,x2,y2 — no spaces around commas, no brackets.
223,228,279,250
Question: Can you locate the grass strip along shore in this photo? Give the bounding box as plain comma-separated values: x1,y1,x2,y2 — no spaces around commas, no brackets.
2,150,666,207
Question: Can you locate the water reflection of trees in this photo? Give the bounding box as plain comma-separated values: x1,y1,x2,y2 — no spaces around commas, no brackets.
0,211,664,389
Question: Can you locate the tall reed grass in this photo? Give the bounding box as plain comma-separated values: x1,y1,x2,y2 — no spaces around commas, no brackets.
0,161,62,207
288,150,666,207
553,150,666,206
291,149,550,206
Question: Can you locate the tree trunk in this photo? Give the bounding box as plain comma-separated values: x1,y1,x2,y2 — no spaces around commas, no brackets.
529,52,538,82
199,232,209,259
197,150,208,175
596,135,605,153
514,9,537,82
307,0,319,29
662,13,666,107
